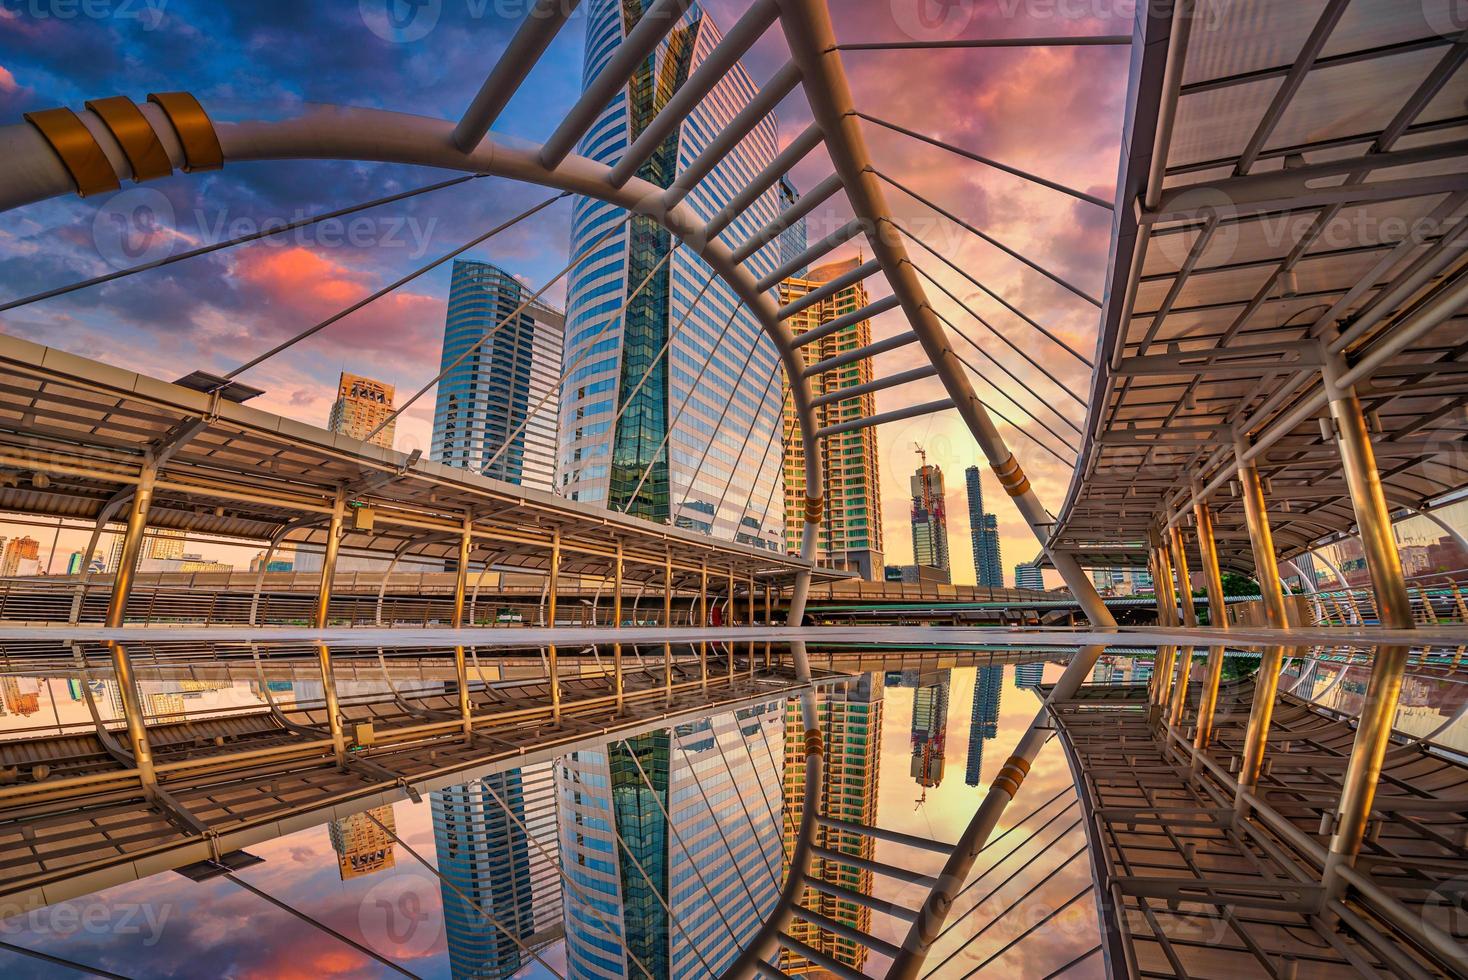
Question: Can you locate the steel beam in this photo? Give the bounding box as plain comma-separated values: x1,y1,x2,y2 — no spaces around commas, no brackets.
451,0,582,151
1169,522,1197,627
776,0,1116,629
313,486,345,630
104,458,157,628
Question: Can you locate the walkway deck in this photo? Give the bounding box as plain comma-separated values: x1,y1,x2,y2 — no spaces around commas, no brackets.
1049,680,1467,977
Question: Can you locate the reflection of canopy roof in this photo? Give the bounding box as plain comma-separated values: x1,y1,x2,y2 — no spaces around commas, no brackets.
1053,3,1468,572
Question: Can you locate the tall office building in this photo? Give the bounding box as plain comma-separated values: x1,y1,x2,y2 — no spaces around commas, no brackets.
1014,661,1045,690
776,175,809,275
780,258,884,580
433,260,565,490
431,770,543,980
781,675,883,975
0,536,39,576
327,806,396,880
910,669,951,788
328,372,397,450
965,466,1003,588
965,666,1003,787
911,464,950,575
1014,562,1045,591
557,1,785,553
557,705,784,979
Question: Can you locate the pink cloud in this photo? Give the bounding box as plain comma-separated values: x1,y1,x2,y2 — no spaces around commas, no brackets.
0,65,16,94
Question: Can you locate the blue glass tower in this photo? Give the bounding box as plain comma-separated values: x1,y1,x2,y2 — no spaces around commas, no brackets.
965,466,1003,588
965,666,1002,787
557,0,785,552
432,260,565,490
431,771,537,979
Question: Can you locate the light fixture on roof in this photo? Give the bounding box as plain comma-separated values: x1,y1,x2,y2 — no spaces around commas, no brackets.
30,472,50,489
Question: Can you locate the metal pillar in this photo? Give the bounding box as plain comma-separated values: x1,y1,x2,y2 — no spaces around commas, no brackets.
613,540,623,628
663,549,673,628
1167,645,1192,727
109,642,157,789
699,560,709,690
748,574,757,677
613,642,624,713
1152,533,1179,628
313,486,346,630
452,515,473,737
727,569,737,678
104,458,158,628
1169,522,1197,627
546,529,561,627
548,643,561,724
1236,439,1289,628
1192,485,1228,629
315,642,347,766
1320,352,1416,899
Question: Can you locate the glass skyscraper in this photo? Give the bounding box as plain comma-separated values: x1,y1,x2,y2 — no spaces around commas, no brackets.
432,260,565,491
965,465,1003,588
965,666,1003,787
557,704,785,980
431,770,542,980
911,464,950,575
780,258,885,581
557,0,785,552
1014,561,1045,591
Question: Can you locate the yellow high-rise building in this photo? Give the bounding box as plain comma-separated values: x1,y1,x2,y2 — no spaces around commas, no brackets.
779,258,884,581
328,806,397,880
328,372,397,450
780,675,883,975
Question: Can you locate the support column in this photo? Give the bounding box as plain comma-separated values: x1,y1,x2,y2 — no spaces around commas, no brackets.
1319,352,1416,898
1192,485,1229,629
1152,532,1179,628
452,515,473,737
613,642,624,714
548,643,561,724
1169,523,1197,627
727,568,737,679
546,529,561,628
105,458,158,628
1234,437,1290,812
1167,645,1192,727
313,486,346,630
316,642,347,766
613,540,624,629
1236,440,1289,628
699,560,709,691
110,642,157,789
748,574,758,677
663,549,673,629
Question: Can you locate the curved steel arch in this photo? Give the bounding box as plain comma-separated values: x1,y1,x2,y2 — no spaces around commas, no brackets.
0,102,829,610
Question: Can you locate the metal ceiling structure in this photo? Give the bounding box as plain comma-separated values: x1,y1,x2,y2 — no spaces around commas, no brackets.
1055,0,1468,574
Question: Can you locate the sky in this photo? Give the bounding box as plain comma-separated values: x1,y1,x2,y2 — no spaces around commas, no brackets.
0,0,1140,585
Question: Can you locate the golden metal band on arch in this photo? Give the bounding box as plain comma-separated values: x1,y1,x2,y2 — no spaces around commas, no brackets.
147,92,224,172
22,107,120,197
991,453,1031,498
85,96,173,182
991,754,1031,797
804,728,823,757
804,496,823,524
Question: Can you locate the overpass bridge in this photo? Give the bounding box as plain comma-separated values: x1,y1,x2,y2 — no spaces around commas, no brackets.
0,0,1465,976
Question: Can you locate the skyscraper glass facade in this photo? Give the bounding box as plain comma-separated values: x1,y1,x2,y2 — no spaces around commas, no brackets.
432,260,565,490
1015,561,1045,591
911,464,949,574
965,465,1003,588
965,666,1002,787
781,258,884,580
558,0,785,553
557,704,784,979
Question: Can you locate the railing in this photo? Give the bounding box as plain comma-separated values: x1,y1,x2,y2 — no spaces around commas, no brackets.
1302,576,1468,627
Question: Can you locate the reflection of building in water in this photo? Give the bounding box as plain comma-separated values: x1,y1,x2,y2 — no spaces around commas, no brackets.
1014,662,1045,689
0,677,41,716
1092,658,1153,686
885,669,951,788
781,676,883,975
432,768,554,980
328,806,396,880
558,704,784,979
966,666,1003,787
